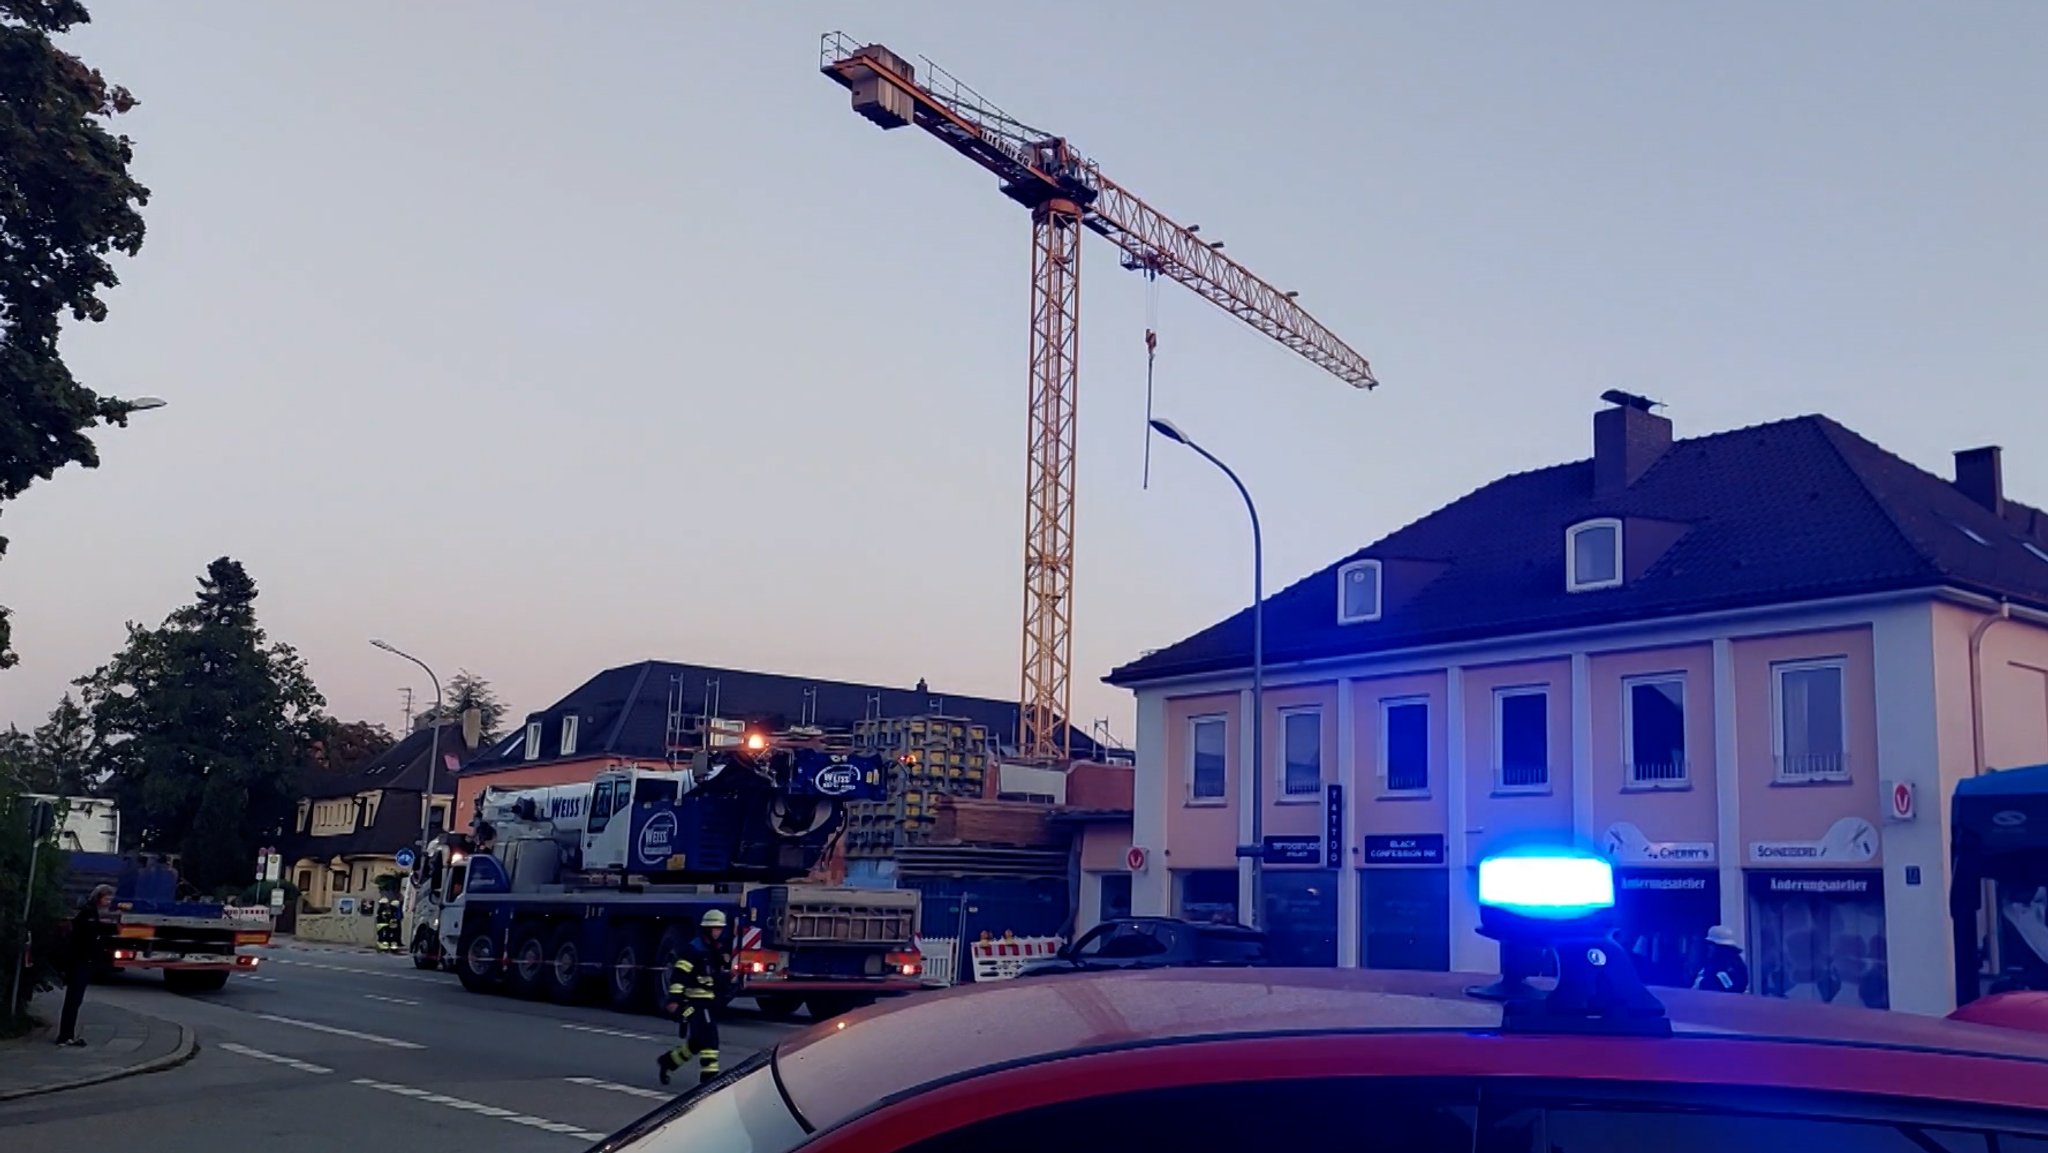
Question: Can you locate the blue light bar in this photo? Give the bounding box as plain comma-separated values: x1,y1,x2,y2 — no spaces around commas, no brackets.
1477,850,1615,919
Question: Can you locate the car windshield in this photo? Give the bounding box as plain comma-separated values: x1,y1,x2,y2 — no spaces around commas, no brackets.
590,1053,805,1153
1196,929,1268,964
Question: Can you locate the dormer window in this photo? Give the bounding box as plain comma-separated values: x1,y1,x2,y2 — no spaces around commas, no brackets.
1567,519,1623,592
523,720,542,760
1337,559,1382,623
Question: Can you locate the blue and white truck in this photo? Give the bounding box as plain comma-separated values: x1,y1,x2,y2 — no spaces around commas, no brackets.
413,745,923,1020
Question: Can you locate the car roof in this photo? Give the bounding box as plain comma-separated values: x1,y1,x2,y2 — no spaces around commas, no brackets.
773,968,2048,1130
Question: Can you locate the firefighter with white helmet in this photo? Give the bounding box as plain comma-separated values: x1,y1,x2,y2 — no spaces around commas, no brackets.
657,908,732,1086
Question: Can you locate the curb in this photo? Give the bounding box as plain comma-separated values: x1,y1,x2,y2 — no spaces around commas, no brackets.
0,1018,198,1104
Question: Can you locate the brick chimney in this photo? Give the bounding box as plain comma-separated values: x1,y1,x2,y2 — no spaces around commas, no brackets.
1594,391,1673,494
1955,446,2004,516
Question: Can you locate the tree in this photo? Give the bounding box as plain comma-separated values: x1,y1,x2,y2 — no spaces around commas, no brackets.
417,669,507,742
0,787,67,1029
0,0,153,670
0,694,97,796
77,558,324,892
308,718,396,774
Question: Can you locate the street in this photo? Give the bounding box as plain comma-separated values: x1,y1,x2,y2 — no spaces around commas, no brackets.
0,945,805,1151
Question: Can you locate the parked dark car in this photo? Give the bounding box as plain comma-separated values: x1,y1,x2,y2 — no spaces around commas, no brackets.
1014,916,1267,977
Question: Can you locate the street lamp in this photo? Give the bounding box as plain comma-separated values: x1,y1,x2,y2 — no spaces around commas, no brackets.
126,396,167,411
1149,417,1265,929
371,639,443,850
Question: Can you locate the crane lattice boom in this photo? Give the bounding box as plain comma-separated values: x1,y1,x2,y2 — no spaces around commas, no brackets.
821,32,1376,759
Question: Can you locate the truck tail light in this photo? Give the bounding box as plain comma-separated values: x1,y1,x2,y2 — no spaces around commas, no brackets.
235,954,261,968
885,949,922,977
112,949,135,962
736,948,786,976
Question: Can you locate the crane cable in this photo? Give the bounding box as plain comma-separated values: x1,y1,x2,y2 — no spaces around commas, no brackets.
1142,265,1161,489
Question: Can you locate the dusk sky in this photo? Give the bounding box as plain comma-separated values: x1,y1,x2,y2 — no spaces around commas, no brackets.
4,2,2043,743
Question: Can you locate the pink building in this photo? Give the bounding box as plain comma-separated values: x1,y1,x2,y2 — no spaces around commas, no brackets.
1104,395,2048,1015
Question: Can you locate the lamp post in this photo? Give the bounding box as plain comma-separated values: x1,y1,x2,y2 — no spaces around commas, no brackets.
371,640,442,850
1149,418,1264,929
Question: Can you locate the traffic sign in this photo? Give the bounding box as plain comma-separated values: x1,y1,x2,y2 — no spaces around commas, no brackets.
395,848,417,869
1884,779,1917,823
1126,846,1147,872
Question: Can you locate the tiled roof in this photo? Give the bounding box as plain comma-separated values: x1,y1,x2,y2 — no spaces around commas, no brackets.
1108,414,2048,685
461,660,1103,777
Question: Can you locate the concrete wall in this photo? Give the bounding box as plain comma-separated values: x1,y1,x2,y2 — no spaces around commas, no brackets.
293,909,379,948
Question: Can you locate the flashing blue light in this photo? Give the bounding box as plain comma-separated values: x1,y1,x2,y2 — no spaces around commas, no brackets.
1476,850,1615,919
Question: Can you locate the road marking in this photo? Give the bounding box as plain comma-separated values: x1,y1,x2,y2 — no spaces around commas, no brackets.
219,1042,331,1074
565,1076,670,1101
256,1013,425,1049
240,974,278,984
559,1022,664,1042
363,993,419,1007
352,1079,605,1141
266,957,443,984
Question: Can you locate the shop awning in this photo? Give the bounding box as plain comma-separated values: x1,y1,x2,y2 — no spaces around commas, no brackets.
1954,764,2048,857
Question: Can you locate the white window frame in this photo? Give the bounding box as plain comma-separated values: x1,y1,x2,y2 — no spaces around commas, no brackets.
1771,658,1851,783
1279,707,1323,798
1337,558,1383,624
523,720,542,761
1378,696,1430,794
560,715,580,757
1566,518,1624,592
1493,686,1550,793
1188,715,1229,803
1621,674,1688,788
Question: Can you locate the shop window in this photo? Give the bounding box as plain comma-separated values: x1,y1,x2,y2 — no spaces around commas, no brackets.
1567,518,1623,591
1494,687,1549,791
1098,873,1132,922
1281,709,1322,797
1381,698,1429,793
1774,659,1849,781
1262,870,1338,967
1180,870,1238,925
1361,868,1451,971
1337,559,1382,623
1190,716,1227,801
1748,873,1888,1008
1624,676,1687,786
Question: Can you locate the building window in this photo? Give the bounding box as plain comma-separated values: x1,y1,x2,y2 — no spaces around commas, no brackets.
1190,716,1228,801
1281,709,1322,797
1567,518,1623,592
1337,559,1382,624
1495,687,1549,791
560,715,579,757
1774,659,1849,781
1624,676,1686,786
1380,698,1429,793
524,720,542,761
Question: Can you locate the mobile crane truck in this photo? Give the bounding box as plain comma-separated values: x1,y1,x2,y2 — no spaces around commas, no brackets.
412,744,923,1020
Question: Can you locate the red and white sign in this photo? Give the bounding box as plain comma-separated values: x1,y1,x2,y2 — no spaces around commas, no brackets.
738,925,764,951
1886,779,1917,823
970,936,1066,981
1126,846,1147,872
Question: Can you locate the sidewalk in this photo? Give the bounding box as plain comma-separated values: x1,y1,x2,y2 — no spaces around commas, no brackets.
0,988,195,1102
262,934,386,956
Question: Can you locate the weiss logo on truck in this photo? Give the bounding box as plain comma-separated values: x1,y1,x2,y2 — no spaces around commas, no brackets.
814,764,862,796
638,811,678,865
548,795,584,821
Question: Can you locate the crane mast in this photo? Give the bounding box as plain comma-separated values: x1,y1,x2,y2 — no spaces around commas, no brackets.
821,34,1377,760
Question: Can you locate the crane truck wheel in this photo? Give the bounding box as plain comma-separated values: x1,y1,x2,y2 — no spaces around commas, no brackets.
651,926,692,1016
411,926,442,971
505,924,549,999
605,936,648,1013
457,931,501,993
544,927,588,1003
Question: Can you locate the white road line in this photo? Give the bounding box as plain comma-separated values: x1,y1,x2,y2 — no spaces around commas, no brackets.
219,1042,332,1074
352,1079,605,1141
565,1076,670,1101
363,993,419,1007
266,957,444,984
239,974,278,984
559,1022,664,1042
256,1013,426,1049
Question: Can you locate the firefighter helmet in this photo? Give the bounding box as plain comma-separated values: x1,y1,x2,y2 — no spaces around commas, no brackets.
700,908,728,929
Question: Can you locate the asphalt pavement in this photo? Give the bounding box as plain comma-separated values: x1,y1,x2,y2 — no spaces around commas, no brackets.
0,944,806,1152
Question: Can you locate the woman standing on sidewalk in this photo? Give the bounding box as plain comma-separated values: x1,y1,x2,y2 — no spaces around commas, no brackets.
53,886,114,1047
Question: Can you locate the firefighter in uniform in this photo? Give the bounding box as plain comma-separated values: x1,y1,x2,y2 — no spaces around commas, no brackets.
657,908,731,1086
